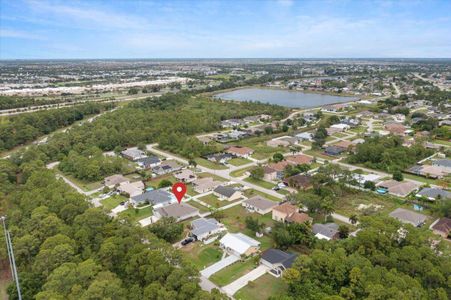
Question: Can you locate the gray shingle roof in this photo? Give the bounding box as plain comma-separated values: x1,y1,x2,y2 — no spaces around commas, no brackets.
131,189,172,205
214,185,237,198
191,218,222,237
261,248,297,268
417,188,451,200
389,208,427,227
433,159,451,168
312,223,339,239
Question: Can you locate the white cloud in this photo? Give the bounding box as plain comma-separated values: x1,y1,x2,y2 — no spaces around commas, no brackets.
0,29,45,40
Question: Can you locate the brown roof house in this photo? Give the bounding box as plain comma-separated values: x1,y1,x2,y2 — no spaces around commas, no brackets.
285,154,314,165
283,174,312,190
430,218,451,239
263,161,291,181
242,196,278,215
104,174,129,189
226,146,254,158
272,202,312,224
385,123,407,136
377,180,420,198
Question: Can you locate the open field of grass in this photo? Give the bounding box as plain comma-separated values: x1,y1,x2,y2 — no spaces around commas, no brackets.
432,139,451,147
304,149,334,160
55,170,103,191
147,174,177,189
100,194,128,211
197,172,228,182
118,206,153,222
228,157,252,166
179,243,223,270
199,194,233,208
243,188,281,202
195,158,228,170
234,274,287,300
186,199,210,213
230,166,254,177
244,177,275,190
210,259,258,286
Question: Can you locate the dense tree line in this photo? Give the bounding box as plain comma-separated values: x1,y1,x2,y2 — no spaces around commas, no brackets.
0,95,78,110
279,216,450,300
0,165,226,300
8,93,288,165
0,102,115,151
59,147,126,181
348,136,434,172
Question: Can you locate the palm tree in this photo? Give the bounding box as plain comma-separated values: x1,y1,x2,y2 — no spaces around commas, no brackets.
321,198,335,222
349,214,359,225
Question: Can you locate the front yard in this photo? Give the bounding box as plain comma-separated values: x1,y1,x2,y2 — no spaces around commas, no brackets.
195,157,228,170
244,177,275,190
209,258,259,287
179,243,223,271
228,157,252,166
234,274,287,300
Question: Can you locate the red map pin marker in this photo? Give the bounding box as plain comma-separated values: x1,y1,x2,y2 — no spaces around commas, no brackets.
172,182,187,203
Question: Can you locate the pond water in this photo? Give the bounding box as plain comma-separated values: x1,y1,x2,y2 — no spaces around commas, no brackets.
214,88,358,108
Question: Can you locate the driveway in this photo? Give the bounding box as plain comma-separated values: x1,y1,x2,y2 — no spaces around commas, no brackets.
222,265,269,296
200,255,239,278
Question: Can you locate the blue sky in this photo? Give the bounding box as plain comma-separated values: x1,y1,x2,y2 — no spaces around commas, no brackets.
1,0,450,59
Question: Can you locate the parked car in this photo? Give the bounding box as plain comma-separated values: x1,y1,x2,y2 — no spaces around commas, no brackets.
181,237,195,246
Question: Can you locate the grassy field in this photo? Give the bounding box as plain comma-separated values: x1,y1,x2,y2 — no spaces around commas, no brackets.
195,158,228,170
179,243,223,270
228,134,288,160
210,259,258,286
432,139,451,147
199,194,238,208
230,166,255,177
118,206,153,222
186,200,210,213
243,188,281,202
234,274,287,300
55,169,103,191
402,173,440,186
244,177,275,190
197,172,228,182
100,194,128,211
228,157,252,166
147,174,177,189
304,149,334,160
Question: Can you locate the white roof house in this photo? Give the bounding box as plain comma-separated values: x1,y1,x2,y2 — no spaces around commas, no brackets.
330,123,351,131
219,233,260,256
352,173,381,185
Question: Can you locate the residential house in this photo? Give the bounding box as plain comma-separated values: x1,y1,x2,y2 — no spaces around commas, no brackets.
330,123,350,132
283,174,312,190
219,233,260,257
242,196,278,215
352,173,381,186
226,146,254,158
192,177,222,194
213,185,242,201
136,156,161,169
117,181,144,198
260,249,297,277
130,189,175,208
326,127,343,135
407,165,448,179
430,218,451,239
197,136,214,145
312,223,340,240
104,174,129,189
432,159,451,173
174,169,197,183
285,154,314,165
272,202,311,225
154,202,199,222
333,140,354,152
389,208,427,227
385,123,407,136
416,187,451,201
263,161,291,181
295,132,314,141
152,160,182,176
267,139,290,148
286,211,313,224
221,119,245,128
121,148,147,161
377,180,419,198
190,218,226,241
324,145,346,156
205,153,234,164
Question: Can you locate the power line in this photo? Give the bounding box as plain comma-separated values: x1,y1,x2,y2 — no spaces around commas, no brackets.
1,216,22,300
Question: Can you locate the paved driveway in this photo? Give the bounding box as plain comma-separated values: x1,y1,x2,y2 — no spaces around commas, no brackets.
222,265,269,296
200,255,239,278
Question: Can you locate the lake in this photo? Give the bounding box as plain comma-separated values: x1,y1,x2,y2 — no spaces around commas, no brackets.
214,88,358,108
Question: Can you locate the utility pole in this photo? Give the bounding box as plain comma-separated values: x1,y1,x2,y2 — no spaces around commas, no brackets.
1,216,22,300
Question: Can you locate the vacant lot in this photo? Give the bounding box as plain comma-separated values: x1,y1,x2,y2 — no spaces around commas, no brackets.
100,194,128,211
230,166,254,177
228,157,252,166
210,259,258,286
118,206,153,222
234,274,287,300
195,157,228,170
180,243,223,270
199,194,236,208
244,177,275,189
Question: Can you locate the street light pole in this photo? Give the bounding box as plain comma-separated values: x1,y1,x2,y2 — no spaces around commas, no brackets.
1,216,22,300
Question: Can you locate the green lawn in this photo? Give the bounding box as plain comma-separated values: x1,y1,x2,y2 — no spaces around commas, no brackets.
199,194,234,208
304,149,334,160
244,177,275,189
118,206,153,222
100,194,128,211
402,173,439,186
228,157,252,166
195,157,228,170
234,274,287,300
186,200,210,213
210,259,259,286
55,170,103,191
180,243,223,270
147,174,177,189
197,172,228,182
432,139,451,147
230,166,255,177
243,188,281,202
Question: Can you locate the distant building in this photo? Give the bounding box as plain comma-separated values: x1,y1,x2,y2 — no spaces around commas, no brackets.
121,148,147,161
